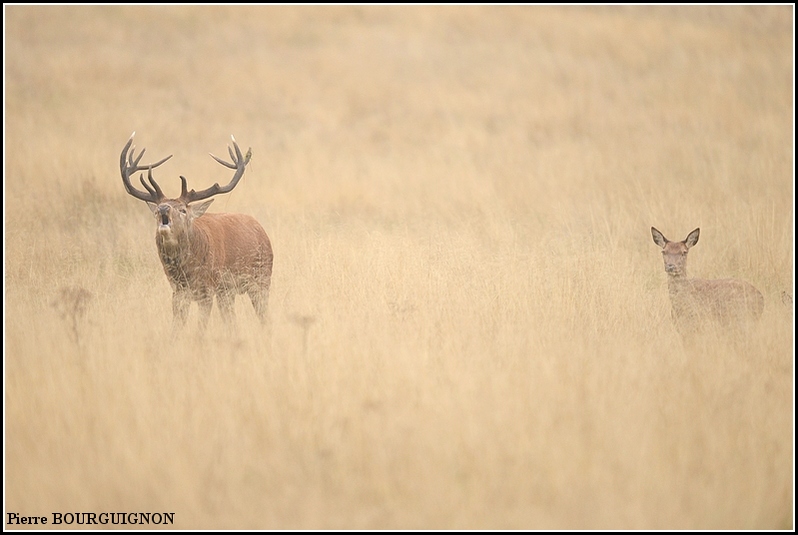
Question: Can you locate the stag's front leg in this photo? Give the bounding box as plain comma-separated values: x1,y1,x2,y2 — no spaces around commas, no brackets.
248,287,270,325
197,293,213,331
216,290,236,325
172,290,190,327
171,290,190,338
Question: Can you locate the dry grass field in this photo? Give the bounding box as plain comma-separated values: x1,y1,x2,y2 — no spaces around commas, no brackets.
4,5,794,530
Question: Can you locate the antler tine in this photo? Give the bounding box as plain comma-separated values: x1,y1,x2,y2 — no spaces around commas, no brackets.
210,152,237,170
180,176,189,198
181,136,252,203
138,151,173,171
140,174,156,197
141,168,165,198
120,133,173,204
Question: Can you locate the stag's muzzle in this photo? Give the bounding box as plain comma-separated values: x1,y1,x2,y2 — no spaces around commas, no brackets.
157,205,171,230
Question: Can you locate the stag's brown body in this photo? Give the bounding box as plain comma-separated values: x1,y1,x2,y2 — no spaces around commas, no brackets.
121,133,272,329
651,226,763,335
156,211,273,326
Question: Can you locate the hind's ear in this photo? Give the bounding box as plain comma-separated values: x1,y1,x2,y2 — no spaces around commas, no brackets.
651,227,668,248
190,199,214,218
684,228,700,248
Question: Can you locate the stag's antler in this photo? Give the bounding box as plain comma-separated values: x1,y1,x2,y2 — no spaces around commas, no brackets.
180,136,252,204
120,132,173,204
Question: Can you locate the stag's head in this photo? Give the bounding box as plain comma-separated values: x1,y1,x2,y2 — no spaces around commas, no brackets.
120,133,252,247
651,227,700,278
147,197,214,249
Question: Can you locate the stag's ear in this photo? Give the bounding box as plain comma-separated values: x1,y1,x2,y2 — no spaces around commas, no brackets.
190,199,214,218
147,202,158,214
651,227,668,248
684,228,700,248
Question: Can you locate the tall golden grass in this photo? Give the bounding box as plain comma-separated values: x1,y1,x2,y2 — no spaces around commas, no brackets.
4,5,793,529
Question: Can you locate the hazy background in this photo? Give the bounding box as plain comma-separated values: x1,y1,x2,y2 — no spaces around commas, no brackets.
4,5,793,529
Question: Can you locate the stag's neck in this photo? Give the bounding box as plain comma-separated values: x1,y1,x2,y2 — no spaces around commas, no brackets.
155,227,209,287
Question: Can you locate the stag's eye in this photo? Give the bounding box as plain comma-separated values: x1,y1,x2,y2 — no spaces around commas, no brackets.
179,208,187,215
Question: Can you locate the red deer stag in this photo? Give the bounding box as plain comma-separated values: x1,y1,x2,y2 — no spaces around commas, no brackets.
651,227,763,335
121,133,273,329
